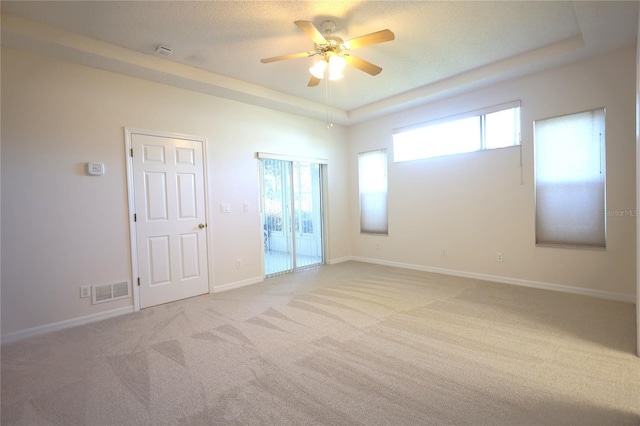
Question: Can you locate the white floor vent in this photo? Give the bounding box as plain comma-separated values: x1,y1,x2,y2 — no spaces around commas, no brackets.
92,281,130,304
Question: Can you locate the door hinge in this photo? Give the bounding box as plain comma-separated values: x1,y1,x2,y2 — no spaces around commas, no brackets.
137,277,140,287
130,148,133,157
133,213,137,222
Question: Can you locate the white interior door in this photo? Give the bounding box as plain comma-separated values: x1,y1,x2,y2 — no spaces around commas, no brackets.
130,132,209,308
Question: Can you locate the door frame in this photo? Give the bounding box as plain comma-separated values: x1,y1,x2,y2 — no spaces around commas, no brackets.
257,152,328,276
124,127,212,311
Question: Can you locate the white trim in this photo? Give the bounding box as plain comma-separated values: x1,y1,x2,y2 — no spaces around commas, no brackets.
3,259,632,345
636,12,640,356
124,128,141,311
321,164,330,267
213,276,264,293
350,257,636,304
1,306,134,345
124,127,212,311
328,256,353,265
257,152,328,165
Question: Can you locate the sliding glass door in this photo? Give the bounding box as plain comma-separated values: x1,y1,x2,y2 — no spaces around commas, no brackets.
260,158,323,276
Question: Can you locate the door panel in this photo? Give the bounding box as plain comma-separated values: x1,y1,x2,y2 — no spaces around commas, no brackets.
179,232,201,279
177,174,197,219
132,133,209,308
148,236,171,285
143,144,165,163
145,172,169,220
293,162,323,268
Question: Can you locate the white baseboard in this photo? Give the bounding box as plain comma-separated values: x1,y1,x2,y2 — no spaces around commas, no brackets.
213,276,264,293
3,276,261,345
327,256,353,265
3,259,632,345
350,256,635,304
1,305,135,345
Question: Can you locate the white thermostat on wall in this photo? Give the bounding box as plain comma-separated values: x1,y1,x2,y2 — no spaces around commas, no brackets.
87,162,105,176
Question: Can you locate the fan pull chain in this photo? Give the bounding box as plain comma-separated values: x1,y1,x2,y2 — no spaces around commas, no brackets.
325,74,333,128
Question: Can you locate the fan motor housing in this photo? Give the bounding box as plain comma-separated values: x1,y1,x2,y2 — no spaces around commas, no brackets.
315,36,346,57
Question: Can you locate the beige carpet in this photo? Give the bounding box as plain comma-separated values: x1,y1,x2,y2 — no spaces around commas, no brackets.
2,261,639,425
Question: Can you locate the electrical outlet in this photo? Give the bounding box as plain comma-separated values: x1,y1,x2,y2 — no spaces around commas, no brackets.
496,252,503,262
236,259,242,269
441,249,447,257
80,285,91,298
376,243,381,250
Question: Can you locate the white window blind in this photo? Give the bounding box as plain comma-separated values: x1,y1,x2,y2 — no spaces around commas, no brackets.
534,108,606,248
359,149,388,235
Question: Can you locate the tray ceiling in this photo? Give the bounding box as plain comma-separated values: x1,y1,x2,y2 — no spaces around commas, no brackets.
1,1,637,125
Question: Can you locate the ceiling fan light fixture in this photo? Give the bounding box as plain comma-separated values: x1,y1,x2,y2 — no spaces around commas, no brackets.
309,60,327,79
310,55,346,80
328,55,346,76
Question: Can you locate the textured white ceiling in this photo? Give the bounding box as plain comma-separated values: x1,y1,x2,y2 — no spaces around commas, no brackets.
1,1,637,124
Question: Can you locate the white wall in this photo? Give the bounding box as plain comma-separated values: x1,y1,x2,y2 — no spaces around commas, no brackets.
1,47,350,336
2,43,636,340
348,47,636,300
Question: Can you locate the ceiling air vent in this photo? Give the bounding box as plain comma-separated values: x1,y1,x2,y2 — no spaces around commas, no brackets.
154,45,172,57
92,281,130,304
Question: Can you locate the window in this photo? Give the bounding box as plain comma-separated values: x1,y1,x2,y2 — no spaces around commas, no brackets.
534,108,606,248
358,149,388,235
392,101,520,162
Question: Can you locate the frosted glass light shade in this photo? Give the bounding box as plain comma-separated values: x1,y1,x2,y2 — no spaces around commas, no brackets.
309,61,326,79
309,55,346,80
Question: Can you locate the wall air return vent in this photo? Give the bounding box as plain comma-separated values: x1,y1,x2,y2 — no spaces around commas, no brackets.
92,281,130,304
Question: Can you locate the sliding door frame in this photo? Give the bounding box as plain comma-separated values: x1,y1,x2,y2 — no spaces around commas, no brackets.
257,152,328,276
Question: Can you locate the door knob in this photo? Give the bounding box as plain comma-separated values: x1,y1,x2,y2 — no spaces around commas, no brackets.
199,223,207,229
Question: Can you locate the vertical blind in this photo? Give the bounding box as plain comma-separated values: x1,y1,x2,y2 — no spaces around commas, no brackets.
534,108,606,248
359,149,388,235
260,158,324,276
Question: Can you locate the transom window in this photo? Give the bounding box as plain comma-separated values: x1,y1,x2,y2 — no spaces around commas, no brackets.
392,101,521,162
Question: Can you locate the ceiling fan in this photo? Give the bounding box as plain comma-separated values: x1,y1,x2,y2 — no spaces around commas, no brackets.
260,20,394,87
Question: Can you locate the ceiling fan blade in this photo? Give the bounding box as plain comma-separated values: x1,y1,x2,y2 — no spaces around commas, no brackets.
344,29,395,49
294,20,327,45
308,76,321,87
260,51,315,63
345,55,383,76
